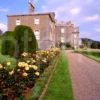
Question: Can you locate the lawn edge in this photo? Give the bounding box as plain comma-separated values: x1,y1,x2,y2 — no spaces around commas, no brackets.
75,50,100,63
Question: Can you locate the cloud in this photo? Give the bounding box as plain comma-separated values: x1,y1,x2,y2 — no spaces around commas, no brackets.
70,7,81,15
0,23,7,32
85,14,99,21
80,32,92,38
41,0,82,21
94,27,100,32
0,8,9,12
86,0,94,3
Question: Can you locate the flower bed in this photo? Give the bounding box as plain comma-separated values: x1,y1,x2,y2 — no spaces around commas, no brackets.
0,48,60,99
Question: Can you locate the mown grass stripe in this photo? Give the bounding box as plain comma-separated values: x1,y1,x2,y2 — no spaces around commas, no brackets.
43,51,74,100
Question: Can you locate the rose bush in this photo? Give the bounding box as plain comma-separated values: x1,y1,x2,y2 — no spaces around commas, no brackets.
0,48,60,99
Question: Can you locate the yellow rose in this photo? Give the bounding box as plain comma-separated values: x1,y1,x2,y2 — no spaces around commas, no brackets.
24,63,28,67
29,65,32,67
0,64,3,69
23,72,28,77
21,52,28,57
35,72,40,76
9,70,14,75
18,62,28,68
31,65,38,70
17,69,20,72
26,60,30,63
32,60,36,63
25,66,29,71
42,59,47,63
18,62,23,67
7,62,11,66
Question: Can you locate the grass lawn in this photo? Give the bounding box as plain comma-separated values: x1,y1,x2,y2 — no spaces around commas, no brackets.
43,51,74,100
0,53,16,69
76,49,100,62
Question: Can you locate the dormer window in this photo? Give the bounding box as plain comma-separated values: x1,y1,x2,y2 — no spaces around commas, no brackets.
16,19,21,25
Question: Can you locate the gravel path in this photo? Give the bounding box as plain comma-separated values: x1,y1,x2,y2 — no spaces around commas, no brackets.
67,50,100,100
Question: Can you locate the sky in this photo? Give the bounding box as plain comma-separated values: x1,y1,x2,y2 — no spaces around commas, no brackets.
0,0,100,41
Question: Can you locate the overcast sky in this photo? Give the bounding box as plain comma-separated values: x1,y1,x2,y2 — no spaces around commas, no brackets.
0,0,100,41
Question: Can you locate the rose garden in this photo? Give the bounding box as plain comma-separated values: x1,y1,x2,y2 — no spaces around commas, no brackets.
0,25,61,99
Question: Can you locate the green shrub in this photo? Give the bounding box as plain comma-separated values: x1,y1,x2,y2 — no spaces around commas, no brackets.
0,31,14,53
2,31,14,37
66,42,71,48
1,36,16,57
14,25,38,57
0,25,38,58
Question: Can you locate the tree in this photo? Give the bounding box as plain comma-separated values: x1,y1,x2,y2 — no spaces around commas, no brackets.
1,25,38,58
14,25,38,58
82,38,90,48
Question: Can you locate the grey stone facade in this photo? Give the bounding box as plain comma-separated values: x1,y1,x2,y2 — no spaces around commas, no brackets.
55,21,80,48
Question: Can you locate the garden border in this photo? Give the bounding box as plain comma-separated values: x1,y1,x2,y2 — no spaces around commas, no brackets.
25,54,60,100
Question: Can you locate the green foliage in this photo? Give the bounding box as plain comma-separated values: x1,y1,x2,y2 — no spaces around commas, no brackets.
81,38,100,49
14,25,38,57
0,29,3,36
2,31,14,37
91,42,100,49
59,42,71,49
66,42,71,48
1,36,16,57
0,53,16,70
1,37,15,56
0,25,38,58
1,31,16,57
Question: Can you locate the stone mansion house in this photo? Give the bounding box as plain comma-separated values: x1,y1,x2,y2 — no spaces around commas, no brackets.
7,0,80,49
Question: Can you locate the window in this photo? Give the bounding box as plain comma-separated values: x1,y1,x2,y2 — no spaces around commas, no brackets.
61,28,65,33
74,34,77,38
61,37,65,42
34,30,40,40
16,19,21,25
34,18,40,25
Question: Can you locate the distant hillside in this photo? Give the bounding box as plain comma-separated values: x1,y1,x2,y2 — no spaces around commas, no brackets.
81,38,100,49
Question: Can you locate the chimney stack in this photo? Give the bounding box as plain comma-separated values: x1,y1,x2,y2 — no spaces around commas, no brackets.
28,0,35,14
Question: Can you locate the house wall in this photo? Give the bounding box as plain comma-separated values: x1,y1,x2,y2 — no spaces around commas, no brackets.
55,22,79,48
7,14,55,49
